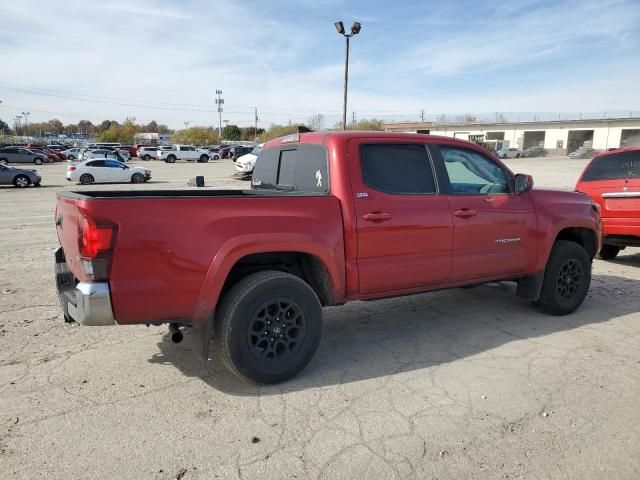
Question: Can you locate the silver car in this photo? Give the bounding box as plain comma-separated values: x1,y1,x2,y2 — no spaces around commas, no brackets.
496,147,523,159
0,147,49,165
79,149,127,162
0,164,41,187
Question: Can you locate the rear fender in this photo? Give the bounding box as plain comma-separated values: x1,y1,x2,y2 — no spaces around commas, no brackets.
191,233,345,325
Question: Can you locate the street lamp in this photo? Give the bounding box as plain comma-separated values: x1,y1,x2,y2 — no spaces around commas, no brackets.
22,111,30,137
215,89,224,138
335,21,362,130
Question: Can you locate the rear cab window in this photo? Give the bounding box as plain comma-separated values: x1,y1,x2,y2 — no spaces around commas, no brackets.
252,144,329,193
581,151,640,181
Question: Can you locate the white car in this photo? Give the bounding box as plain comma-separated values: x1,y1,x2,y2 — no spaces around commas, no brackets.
79,148,128,162
235,144,264,174
157,144,210,163
117,149,131,162
496,147,522,159
62,147,84,161
67,159,151,185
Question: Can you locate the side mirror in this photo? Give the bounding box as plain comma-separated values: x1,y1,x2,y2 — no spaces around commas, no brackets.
514,173,534,194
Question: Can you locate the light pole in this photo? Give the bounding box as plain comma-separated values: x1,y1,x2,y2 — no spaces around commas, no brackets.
22,111,30,137
334,21,362,130
215,90,224,138
15,115,22,136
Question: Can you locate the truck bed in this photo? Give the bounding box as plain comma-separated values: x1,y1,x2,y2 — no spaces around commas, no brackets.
55,189,345,326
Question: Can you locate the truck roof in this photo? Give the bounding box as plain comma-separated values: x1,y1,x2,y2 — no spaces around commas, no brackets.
264,130,492,153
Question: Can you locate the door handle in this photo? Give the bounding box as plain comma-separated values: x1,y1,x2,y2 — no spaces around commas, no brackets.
454,209,478,218
362,212,392,221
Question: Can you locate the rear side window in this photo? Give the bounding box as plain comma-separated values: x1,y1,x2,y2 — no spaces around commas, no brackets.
252,144,329,193
360,144,436,194
87,160,106,167
582,151,640,181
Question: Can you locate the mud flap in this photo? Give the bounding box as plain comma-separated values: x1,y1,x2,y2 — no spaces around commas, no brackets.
516,271,545,301
191,315,214,361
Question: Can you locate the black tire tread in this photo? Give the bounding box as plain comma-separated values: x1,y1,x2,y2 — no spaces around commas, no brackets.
598,244,621,260
535,240,591,316
216,270,322,383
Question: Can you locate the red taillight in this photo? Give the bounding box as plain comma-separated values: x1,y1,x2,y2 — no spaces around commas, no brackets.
78,216,116,258
68,166,77,171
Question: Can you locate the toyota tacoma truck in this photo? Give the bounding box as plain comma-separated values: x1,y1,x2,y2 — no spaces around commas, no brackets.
54,132,601,384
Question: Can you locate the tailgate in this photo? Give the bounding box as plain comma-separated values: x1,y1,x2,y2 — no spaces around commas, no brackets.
55,195,85,280
601,191,640,217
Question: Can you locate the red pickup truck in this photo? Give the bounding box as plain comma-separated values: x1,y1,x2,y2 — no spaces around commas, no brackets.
54,132,601,383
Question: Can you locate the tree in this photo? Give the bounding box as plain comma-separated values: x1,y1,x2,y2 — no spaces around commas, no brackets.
353,118,384,131
77,120,95,135
48,119,64,133
65,124,79,134
308,113,325,131
145,120,159,133
495,113,508,123
172,126,219,145
223,124,241,141
0,118,13,135
464,114,477,123
240,127,265,141
258,123,303,143
157,123,172,134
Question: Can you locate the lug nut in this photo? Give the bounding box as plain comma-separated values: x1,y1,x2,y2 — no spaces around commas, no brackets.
267,321,271,325
270,338,274,342
264,331,268,335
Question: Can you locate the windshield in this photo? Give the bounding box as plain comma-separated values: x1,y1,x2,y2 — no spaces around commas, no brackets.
582,151,640,181
251,145,262,155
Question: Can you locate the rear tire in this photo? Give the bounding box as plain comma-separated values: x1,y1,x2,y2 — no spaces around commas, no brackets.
167,155,176,163
143,154,151,161
213,154,220,160
34,158,43,165
131,173,145,183
534,240,591,315
599,244,621,260
68,155,75,161
79,174,94,185
13,175,30,188
200,154,209,163
0,159,7,165
216,271,323,384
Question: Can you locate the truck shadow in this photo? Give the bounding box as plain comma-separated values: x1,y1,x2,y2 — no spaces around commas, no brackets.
149,273,639,395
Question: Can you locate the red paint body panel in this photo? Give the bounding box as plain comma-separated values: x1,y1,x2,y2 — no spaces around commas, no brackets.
56,132,601,327
576,147,640,244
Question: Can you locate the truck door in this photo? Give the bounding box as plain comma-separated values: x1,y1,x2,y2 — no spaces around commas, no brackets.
431,144,537,281
349,139,454,294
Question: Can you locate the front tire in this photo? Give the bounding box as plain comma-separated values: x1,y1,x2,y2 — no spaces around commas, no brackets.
143,154,151,161
13,175,30,188
34,158,43,165
213,154,220,160
0,159,7,165
131,173,145,183
79,174,94,185
599,244,621,260
167,155,176,163
216,271,323,384
199,154,209,163
68,155,75,161
534,240,591,315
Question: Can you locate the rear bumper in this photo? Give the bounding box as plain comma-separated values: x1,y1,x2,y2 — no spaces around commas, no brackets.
602,217,640,238
54,248,115,326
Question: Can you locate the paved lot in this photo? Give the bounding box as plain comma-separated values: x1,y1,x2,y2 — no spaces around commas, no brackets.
1,156,639,479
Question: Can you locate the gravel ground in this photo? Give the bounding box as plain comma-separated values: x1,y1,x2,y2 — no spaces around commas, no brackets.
0,156,638,480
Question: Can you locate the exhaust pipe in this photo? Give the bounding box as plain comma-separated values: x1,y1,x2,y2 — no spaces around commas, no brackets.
168,323,183,344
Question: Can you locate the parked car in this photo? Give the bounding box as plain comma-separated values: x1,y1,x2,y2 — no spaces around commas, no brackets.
118,146,139,158
54,131,601,384
496,147,522,159
575,147,640,260
157,144,210,163
0,146,49,165
42,147,66,161
218,146,232,159
235,144,264,174
569,147,600,159
117,149,131,162
63,148,85,161
67,159,151,185
522,146,548,158
0,164,41,187
137,146,158,160
230,145,254,161
32,149,59,163
80,149,127,163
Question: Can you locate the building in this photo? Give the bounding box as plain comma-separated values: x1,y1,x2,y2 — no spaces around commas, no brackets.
134,132,172,144
384,117,640,154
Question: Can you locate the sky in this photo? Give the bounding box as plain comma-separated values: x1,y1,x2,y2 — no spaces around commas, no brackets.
1,0,639,129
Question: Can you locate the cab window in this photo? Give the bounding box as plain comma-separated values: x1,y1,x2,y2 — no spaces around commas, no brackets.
439,147,509,194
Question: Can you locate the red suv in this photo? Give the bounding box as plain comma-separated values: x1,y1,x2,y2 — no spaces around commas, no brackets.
576,147,640,259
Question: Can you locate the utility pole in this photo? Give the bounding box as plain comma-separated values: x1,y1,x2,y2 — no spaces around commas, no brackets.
184,121,191,129
351,111,356,128
253,107,259,143
420,109,425,122
215,90,224,138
